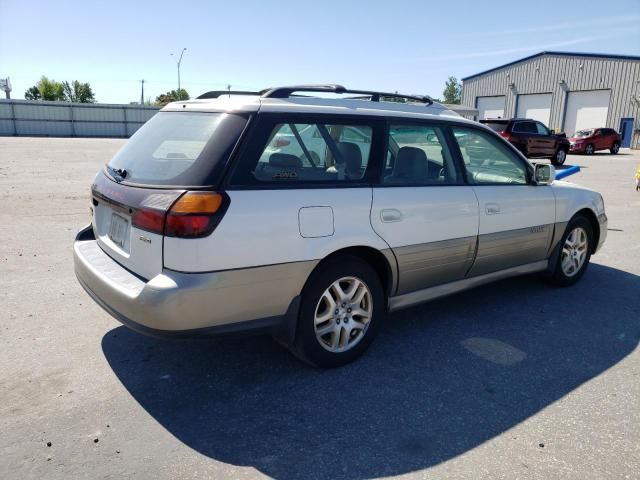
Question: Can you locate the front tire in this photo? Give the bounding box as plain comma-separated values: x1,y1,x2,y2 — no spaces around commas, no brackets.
547,215,593,287
585,144,595,155
552,148,567,166
292,257,384,368
610,142,620,154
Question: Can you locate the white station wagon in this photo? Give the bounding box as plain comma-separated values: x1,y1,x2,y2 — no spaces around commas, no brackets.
74,85,607,367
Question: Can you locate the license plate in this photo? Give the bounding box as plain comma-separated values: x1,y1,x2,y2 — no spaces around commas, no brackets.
108,213,129,249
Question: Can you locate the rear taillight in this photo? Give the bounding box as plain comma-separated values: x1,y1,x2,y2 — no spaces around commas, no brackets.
165,191,227,238
499,131,511,140
132,191,228,238
132,209,165,234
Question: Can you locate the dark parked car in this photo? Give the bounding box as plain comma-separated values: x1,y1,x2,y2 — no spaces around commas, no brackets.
569,128,621,155
480,118,570,166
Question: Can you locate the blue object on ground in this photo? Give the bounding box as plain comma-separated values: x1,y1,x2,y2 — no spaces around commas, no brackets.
555,165,581,180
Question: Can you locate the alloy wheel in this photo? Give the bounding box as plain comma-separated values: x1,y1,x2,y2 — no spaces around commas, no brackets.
561,227,588,277
314,276,373,353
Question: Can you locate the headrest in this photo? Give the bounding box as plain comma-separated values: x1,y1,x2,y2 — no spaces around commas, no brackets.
394,146,428,178
335,141,362,173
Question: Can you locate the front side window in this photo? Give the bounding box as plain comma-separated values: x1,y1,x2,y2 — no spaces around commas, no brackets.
453,127,529,185
384,124,459,185
535,122,550,135
240,121,373,183
512,121,536,133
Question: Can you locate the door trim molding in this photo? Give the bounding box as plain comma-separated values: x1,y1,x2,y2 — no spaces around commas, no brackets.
388,259,548,312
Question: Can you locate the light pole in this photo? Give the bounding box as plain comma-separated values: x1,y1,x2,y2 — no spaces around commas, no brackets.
170,48,187,100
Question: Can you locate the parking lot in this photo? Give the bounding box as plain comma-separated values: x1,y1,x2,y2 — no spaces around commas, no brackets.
1,137,639,479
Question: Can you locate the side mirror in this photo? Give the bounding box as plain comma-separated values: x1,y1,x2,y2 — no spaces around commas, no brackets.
534,163,555,185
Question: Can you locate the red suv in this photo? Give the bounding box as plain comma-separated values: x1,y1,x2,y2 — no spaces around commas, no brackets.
569,128,621,155
480,118,570,166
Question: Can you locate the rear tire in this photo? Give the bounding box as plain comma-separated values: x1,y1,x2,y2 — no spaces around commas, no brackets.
585,144,595,155
610,142,620,154
291,257,384,368
552,148,567,166
547,215,593,287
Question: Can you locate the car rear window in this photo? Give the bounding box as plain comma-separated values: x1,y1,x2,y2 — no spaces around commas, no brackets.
107,112,248,186
574,129,593,138
481,121,509,133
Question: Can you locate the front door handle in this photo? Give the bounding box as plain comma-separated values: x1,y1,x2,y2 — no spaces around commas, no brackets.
485,203,501,215
381,208,403,223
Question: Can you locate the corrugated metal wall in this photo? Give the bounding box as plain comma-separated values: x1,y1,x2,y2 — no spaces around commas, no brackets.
0,100,159,137
462,54,640,147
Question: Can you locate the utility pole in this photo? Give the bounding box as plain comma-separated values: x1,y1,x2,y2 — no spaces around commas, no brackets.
227,84,231,98
170,48,187,100
140,79,145,105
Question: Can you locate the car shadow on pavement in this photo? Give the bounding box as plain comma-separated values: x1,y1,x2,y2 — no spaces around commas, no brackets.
102,263,639,480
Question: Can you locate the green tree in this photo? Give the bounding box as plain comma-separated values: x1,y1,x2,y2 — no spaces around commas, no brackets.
442,76,462,104
63,80,95,103
155,89,190,106
25,76,65,101
24,86,41,100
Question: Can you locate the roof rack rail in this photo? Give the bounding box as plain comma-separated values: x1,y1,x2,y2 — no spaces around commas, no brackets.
260,84,433,105
197,90,261,99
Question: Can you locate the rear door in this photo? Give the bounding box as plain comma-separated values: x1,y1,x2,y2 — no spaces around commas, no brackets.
370,122,478,295
452,126,555,276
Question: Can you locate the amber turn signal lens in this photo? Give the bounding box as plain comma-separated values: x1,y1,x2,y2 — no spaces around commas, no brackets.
170,192,223,214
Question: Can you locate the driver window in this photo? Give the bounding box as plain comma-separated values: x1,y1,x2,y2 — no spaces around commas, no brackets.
384,124,459,185
453,127,528,185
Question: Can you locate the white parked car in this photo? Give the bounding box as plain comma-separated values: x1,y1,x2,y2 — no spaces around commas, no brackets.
74,85,607,367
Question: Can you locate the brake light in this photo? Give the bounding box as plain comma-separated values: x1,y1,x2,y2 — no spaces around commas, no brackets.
165,192,227,238
131,191,228,238
499,131,511,140
132,209,165,234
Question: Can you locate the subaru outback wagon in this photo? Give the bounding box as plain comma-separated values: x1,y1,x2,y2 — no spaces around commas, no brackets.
74,85,607,368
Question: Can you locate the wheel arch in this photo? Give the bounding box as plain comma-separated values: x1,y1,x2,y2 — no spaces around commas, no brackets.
574,208,600,253
304,246,397,299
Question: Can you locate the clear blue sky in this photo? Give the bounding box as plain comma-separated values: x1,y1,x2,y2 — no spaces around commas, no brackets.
1,0,639,104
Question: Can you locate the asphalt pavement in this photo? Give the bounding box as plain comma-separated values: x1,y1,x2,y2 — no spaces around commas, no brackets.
1,137,639,479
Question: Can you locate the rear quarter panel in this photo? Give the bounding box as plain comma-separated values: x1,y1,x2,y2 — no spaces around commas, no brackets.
163,188,389,272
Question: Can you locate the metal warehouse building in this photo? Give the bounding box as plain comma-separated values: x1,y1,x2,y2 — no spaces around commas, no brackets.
461,51,640,149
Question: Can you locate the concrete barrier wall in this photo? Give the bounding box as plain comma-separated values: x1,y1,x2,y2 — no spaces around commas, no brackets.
0,100,159,138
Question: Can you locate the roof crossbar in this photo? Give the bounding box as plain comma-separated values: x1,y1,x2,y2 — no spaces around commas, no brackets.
260,84,433,105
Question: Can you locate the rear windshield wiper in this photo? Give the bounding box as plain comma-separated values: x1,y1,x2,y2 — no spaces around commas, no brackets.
106,165,128,181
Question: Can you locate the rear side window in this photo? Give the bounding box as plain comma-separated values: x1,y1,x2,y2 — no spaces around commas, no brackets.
482,121,509,133
453,127,529,185
384,124,460,185
231,120,374,184
107,112,248,186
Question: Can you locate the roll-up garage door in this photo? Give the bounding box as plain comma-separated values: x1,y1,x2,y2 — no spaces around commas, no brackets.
516,93,552,125
476,96,505,120
563,90,610,137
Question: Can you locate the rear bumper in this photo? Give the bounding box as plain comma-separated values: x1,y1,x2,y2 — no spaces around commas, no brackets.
74,225,309,338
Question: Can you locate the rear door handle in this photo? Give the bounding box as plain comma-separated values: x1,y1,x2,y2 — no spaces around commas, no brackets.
381,209,403,223
485,203,500,215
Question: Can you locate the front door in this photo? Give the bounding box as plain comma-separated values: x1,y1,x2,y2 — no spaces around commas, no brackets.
371,122,479,295
451,126,556,277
